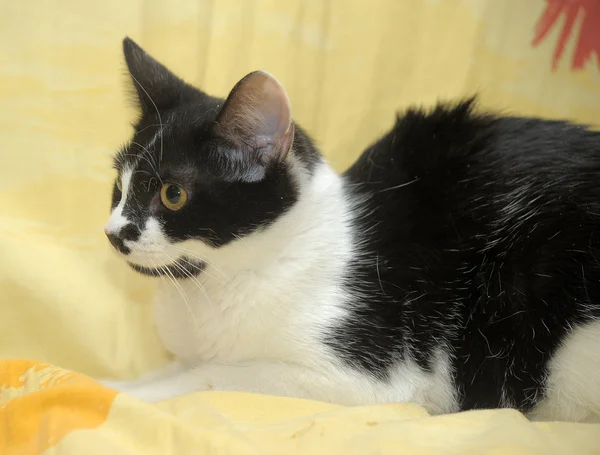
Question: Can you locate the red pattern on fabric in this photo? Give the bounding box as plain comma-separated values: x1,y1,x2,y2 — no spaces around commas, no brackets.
532,0,600,70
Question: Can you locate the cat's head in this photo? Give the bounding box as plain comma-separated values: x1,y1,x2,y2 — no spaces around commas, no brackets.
104,38,321,277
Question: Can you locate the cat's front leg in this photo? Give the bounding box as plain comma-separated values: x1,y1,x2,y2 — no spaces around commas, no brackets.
102,361,363,404
98,361,185,396
104,366,213,402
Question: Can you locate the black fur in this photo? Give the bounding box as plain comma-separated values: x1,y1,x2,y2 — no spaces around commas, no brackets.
332,100,600,411
111,39,319,257
110,38,600,414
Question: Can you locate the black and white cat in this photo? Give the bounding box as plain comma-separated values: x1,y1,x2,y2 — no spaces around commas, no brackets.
102,37,600,422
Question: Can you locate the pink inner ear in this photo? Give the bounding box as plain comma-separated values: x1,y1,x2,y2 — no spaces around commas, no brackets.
216,71,294,162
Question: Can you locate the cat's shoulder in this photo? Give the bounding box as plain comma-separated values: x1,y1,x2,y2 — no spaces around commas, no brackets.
346,97,599,182
390,97,597,152
344,98,492,181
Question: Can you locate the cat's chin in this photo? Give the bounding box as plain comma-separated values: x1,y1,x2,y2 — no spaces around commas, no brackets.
127,257,204,279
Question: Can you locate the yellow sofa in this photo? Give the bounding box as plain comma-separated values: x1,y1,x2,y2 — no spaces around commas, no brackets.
1,1,599,453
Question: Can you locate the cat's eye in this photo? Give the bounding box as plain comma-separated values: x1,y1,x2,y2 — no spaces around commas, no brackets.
160,183,188,211
116,178,122,192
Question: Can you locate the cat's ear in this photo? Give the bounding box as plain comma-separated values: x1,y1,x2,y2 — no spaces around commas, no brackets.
214,71,295,182
122,37,187,113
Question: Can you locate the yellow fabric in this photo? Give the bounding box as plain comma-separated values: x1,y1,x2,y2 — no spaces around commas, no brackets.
0,360,117,455
2,361,600,455
1,0,600,453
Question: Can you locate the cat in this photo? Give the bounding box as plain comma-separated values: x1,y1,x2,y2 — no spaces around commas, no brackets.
102,37,600,422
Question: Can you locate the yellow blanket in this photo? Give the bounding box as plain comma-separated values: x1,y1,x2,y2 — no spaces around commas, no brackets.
2,360,600,455
1,0,600,453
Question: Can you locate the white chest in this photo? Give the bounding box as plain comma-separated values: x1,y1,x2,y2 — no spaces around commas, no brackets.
152,263,346,367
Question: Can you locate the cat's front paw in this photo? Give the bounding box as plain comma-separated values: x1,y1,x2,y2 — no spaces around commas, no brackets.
97,379,169,402
121,385,168,402
117,382,199,403
97,378,136,393
97,364,216,403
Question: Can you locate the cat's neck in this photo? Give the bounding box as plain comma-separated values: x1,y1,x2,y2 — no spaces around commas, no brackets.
155,161,357,363
182,161,356,283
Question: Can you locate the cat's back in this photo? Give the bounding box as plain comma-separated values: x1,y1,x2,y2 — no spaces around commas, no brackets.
339,99,600,419
345,99,600,194
344,99,600,256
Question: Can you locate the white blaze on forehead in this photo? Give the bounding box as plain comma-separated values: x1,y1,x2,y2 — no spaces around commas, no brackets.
105,167,133,235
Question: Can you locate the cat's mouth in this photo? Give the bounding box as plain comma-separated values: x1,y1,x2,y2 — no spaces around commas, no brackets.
128,256,205,279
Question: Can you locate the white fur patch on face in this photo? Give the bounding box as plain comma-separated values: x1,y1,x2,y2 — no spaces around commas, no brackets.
124,217,177,268
105,167,133,235
105,165,184,269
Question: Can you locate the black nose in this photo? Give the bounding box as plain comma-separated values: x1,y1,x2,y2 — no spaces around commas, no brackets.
105,225,141,255
106,232,128,254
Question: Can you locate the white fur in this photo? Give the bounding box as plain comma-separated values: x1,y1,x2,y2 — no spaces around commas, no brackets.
104,167,133,235
531,320,600,422
123,217,174,268
105,160,600,422
105,161,458,414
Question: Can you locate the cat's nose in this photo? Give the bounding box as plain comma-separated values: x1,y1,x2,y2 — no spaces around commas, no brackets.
105,231,128,254
104,224,141,254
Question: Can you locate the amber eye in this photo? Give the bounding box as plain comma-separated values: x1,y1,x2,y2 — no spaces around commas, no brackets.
160,183,188,211
116,177,122,192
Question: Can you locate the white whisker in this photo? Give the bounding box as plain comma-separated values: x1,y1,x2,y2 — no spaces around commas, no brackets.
161,253,214,307
120,150,159,179
135,123,163,135
129,141,158,168
379,177,419,192
147,254,198,332
169,245,229,280
128,73,164,166
176,254,225,284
